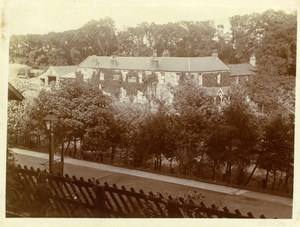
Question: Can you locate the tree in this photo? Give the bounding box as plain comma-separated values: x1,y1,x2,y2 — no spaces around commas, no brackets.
245,74,295,115
256,11,296,76
7,100,33,147
260,113,294,191
215,86,258,184
229,9,296,76
172,78,215,176
26,78,113,158
112,102,150,166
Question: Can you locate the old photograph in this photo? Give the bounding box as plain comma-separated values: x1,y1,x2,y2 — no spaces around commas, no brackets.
1,0,298,224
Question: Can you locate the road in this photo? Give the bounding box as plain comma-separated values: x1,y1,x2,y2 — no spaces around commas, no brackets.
10,147,293,218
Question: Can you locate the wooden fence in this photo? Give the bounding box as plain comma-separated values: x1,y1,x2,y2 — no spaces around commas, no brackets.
7,164,267,218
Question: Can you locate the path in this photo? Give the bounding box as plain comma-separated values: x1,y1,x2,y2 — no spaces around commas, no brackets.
11,147,292,208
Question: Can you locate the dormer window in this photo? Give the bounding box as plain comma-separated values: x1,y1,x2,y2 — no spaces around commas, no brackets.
217,73,221,84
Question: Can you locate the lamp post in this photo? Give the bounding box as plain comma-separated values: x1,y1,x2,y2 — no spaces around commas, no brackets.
44,112,58,174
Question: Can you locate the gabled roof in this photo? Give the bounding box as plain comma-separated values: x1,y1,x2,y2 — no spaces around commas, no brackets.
51,66,78,76
205,86,231,96
228,63,256,76
39,66,78,79
8,83,24,101
79,56,229,72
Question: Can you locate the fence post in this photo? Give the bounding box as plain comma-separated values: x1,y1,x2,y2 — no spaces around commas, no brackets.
36,174,50,217
166,199,183,218
94,185,107,217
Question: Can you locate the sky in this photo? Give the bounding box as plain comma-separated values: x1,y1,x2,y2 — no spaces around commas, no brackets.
2,0,298,35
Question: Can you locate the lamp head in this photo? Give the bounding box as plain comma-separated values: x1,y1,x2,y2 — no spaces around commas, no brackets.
43,111,58,132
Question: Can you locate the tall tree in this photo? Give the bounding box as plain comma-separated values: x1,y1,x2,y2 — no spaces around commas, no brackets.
172,78,215,175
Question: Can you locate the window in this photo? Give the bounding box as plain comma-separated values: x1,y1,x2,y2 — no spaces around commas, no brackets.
113,74,120,80
199,73,203,86
121,71,128,82
246,76,249,81
217,73,221,84
128,76,137,83
235,77,239,84
138,72,143,83
161,75,165,84
100,72,104,80
159,72,165,84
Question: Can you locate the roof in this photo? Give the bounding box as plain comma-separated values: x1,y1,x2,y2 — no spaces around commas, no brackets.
79,56,229,72
205,86,231,96
39,66,78,79
51,66,78,76
228,63,256,76
8,83,24,101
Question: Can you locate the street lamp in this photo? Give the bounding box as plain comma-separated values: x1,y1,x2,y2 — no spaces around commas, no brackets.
44,111,58,174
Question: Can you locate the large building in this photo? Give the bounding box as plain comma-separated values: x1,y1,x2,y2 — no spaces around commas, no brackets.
39,52,256,105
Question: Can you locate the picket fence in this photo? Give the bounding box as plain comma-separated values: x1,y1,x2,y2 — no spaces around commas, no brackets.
8,164,267,218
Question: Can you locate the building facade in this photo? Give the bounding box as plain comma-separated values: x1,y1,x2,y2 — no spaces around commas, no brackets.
39,52,256,106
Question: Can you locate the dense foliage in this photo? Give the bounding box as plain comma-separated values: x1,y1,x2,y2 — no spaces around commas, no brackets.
9,10,296,77
7,74,295,194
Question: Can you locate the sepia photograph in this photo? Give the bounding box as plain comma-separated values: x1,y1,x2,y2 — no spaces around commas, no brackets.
1,0,299,225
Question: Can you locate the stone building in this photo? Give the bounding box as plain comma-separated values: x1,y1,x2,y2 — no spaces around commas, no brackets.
39,52,256,106
77,52,236,105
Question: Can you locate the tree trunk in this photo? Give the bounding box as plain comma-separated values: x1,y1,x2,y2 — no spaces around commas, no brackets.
61,140,64,175
244,162,258,186
74,137,77,158
170,158,174,174
212,162,216,180
65,139,71,156
100,151,103,162
272,170,277,191
38,135,41,149
264,169,270,190
285,172,290,193
61,141,64,155
225,162,232,183
111,146,115,162
277,171,283,191
159,156,162,171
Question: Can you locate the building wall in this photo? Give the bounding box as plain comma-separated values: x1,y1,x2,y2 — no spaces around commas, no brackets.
77,68,247,106
202,71,231,87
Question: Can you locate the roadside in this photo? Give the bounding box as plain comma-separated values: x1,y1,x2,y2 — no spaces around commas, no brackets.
11,147,293,209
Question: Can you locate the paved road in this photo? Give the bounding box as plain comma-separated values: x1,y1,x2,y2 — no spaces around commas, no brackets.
11,147,293,208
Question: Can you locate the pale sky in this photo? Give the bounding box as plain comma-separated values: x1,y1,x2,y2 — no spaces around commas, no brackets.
2,0,298,35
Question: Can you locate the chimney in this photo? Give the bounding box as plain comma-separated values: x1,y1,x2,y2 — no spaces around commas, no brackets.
110,55,118,68
212,49,218,58
250,54,256,67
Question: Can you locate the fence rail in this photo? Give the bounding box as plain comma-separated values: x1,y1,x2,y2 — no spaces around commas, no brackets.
8,164,267,218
